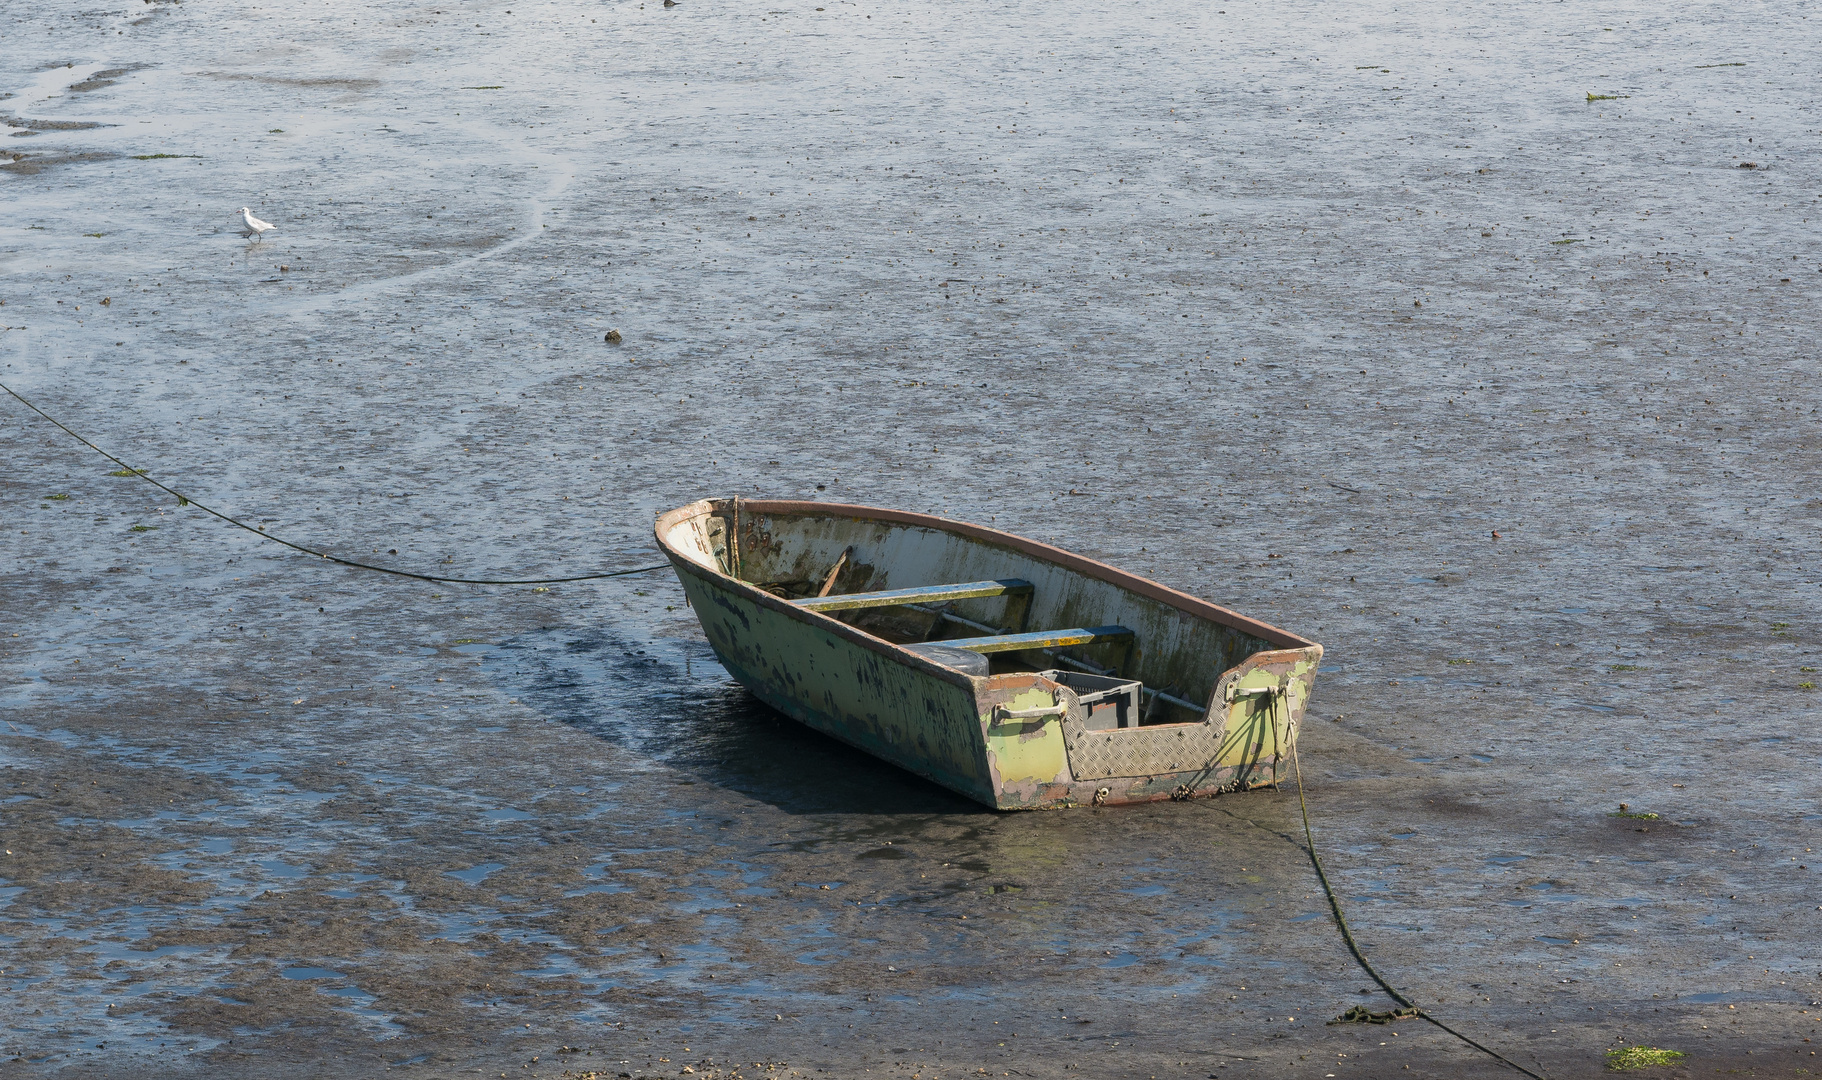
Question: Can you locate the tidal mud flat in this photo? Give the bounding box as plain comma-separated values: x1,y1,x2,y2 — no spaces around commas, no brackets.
3,0,1820,1077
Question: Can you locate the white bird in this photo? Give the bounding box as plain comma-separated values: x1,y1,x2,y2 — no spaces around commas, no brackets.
239,207,276,241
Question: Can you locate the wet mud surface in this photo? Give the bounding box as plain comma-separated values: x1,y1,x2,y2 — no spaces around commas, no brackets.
3,0,1821,1076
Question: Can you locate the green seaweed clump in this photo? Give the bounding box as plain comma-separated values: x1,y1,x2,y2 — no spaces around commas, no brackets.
1610,804,1659,820
1605,1045,1684,1070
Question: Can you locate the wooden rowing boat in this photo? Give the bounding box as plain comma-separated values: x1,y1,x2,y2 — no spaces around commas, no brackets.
654,499,1323,809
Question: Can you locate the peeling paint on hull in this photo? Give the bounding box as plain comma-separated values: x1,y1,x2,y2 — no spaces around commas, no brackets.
657,499,1322,810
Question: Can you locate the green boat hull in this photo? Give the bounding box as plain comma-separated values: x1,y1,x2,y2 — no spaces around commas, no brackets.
657,499,1322,810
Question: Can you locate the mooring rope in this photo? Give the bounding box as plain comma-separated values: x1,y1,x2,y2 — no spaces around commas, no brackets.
1288,739,1549,1079
1,379,671,586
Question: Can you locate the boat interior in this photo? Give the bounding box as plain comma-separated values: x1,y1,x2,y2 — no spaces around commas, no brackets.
670,500,1301,730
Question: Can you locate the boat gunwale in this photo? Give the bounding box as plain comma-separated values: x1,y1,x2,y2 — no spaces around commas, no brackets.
653,499,1316,681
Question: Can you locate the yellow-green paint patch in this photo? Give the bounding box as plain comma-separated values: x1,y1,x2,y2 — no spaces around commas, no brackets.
983,686,1066,786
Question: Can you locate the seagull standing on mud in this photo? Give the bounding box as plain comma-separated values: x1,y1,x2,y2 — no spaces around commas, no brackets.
239,207,276,241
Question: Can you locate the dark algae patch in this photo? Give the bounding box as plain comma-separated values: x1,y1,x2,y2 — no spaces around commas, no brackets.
1329,1006,1420,1025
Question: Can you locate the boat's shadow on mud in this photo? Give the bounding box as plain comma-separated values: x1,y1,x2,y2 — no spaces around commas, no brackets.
485,625,987,817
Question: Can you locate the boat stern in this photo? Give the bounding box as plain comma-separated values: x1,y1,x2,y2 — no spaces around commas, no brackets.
974,644,1323,810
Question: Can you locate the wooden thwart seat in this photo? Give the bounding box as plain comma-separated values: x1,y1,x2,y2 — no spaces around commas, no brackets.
792,579,1033,613
792,581,1129,666
941,626,1134,655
